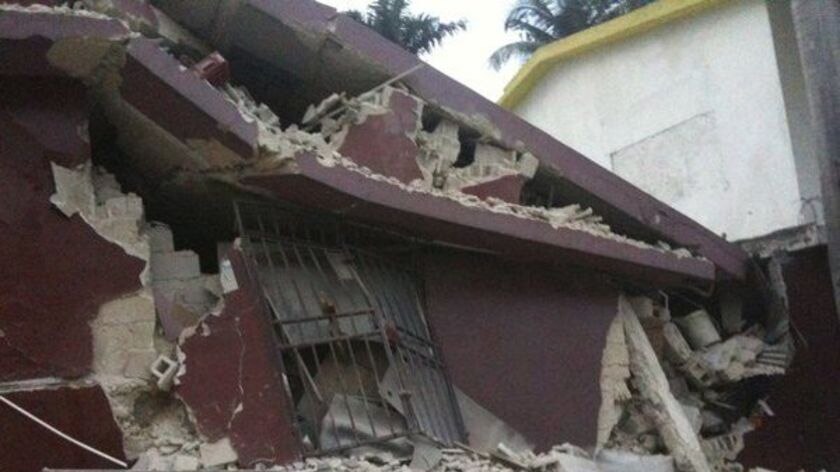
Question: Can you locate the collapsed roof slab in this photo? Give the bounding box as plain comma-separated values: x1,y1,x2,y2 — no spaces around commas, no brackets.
241,152,716,289
0,5,713,289
155,0,749,281
0,9,258,165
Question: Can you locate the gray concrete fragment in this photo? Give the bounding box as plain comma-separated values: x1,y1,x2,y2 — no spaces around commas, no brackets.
199,437,238,468
620,296,711,472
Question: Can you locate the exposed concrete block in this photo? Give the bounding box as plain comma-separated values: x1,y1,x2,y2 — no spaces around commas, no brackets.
674,310,721,350
150,354,179,391
49,162,151,263
200,437,238,468
474,143,516,167
122,348,159,380
153,276,219,312
91,293,157,376
147,223,175,253
517,152,539,179
104,195,144,219
417,119,460,187
151,250,201,281
93,217,142,248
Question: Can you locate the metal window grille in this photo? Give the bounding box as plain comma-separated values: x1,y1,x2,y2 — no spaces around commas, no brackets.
234,201,465,455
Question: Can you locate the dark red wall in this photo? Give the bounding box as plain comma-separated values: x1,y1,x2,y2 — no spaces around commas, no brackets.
422,250,618,451
740,246,840,471
177,249,301,467
0,79,144,381
0,78,141,471
0,385,127,472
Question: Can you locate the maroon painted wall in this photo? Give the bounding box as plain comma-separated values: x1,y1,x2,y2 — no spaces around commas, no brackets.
740,246,840,471
0,385,127,471
177,249,301,466
0,78,139,471
422,250,618,451
0,78,144,381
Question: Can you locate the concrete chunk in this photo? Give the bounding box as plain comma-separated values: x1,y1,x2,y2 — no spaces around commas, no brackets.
147,223,175,253
151,250,201,281
200,437,238,468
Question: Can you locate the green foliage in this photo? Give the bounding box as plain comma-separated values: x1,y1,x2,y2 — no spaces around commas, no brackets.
345,0,466,55
490,0,656,69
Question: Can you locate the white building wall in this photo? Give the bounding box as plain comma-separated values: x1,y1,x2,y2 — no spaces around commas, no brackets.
514,0,807,241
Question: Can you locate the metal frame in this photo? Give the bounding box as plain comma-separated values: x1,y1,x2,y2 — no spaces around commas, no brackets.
234,201,465,455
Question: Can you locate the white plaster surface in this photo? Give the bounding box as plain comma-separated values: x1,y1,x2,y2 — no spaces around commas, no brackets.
514,0,814,240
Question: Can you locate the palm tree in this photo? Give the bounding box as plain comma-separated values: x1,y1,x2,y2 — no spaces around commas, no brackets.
345,0,466,55
489,0,656,70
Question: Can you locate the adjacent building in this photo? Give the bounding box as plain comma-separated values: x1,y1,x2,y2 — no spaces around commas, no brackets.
501,0,819,243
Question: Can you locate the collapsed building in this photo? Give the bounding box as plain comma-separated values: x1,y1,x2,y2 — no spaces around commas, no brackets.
0,1,827,471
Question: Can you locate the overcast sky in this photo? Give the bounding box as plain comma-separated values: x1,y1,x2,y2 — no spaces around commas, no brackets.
317,0,524,101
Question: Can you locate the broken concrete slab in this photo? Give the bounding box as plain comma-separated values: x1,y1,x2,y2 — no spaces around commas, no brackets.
150,250,201,282
597,314,632,449
331,87,425,185
199,437,238,468
175,248,300,467
620,296,711,472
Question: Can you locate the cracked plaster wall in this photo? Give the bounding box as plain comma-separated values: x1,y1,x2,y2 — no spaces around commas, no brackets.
0,80,144,382
175,247,301,467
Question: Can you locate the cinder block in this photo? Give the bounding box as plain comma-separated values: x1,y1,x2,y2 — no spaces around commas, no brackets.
153,276,219,312
122,349,159,380
105,195,144,219
151,250,201,281
147,223,175,253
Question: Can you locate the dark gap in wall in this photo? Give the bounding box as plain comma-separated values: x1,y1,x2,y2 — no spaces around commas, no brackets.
454,127,478,168
89,106,236,273
421,108,443,133
228,48,335,128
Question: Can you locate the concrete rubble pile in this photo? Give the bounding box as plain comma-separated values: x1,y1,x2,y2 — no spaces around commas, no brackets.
596,296,793,472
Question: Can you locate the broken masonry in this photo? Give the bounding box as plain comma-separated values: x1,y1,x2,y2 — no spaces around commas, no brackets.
0,1,805,471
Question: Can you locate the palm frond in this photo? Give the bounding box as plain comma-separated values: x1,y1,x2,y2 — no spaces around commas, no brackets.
488,41,540,71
